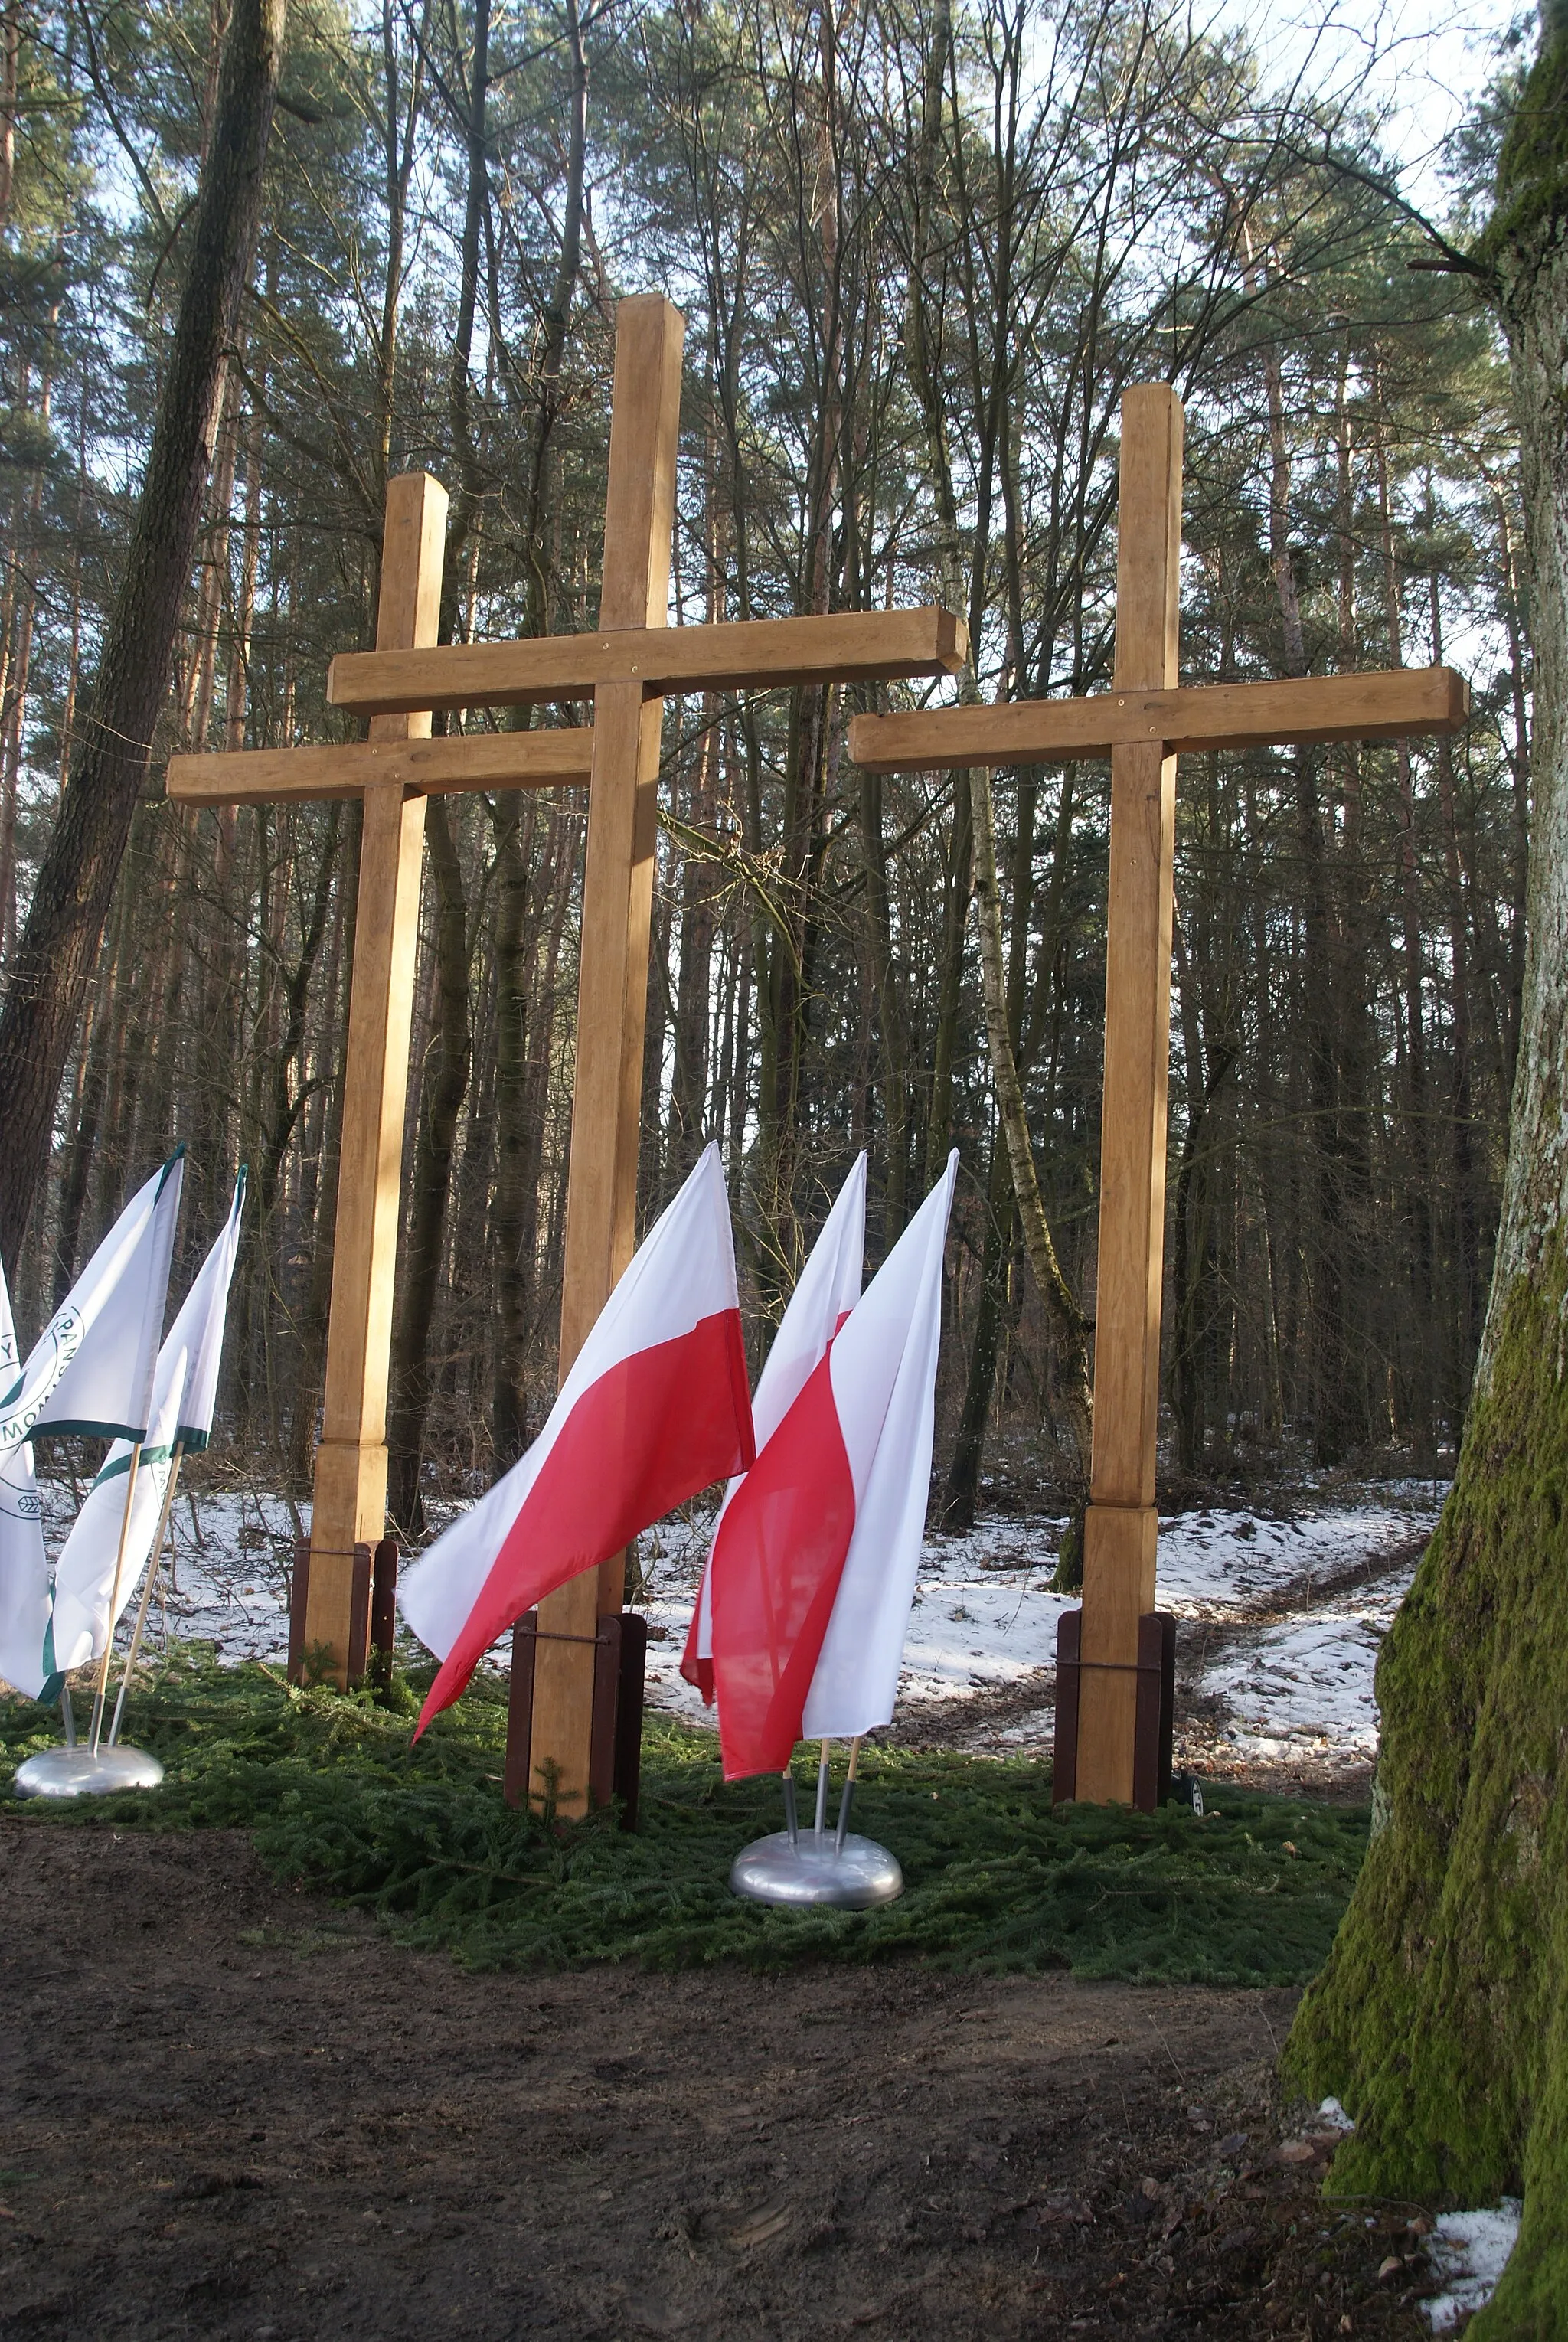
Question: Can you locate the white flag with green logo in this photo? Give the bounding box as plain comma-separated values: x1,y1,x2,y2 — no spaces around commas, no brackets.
0,1151,185,1460
47,1171,245,1677
0,1256,49,1700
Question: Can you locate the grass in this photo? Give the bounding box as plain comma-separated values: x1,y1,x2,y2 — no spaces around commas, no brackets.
0,1648,1368,1983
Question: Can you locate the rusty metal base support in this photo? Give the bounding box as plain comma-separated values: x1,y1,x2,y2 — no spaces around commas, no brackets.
289,1536,399,1690
503,1610,648,1829
1052,1608,1176,1811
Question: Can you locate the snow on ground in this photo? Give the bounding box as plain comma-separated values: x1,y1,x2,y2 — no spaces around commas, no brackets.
1166,1494,1439,1772
1157,1496,1439,1617
628,1485,1445,1774
21,1469,1446,1782
1195,1605,1400,1766
635,1504,1076,1727
1423,2201,1521,2332
32,1474,300,1671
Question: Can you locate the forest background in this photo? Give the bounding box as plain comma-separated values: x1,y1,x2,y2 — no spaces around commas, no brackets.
0,0,1531,1547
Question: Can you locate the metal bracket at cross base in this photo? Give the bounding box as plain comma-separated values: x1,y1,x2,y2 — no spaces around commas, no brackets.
1053,1609,1177,1811
505,1611,648,1830
289,1536,398,1693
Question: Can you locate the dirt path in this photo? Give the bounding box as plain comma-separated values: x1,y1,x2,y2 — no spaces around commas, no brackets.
0,1824,1433,2340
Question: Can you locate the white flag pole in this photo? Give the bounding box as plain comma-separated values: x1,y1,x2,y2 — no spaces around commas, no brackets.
88,1445,142,1753
108,1436,184,1747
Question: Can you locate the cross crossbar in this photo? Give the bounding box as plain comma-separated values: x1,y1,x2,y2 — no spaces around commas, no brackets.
326,606,969,717
166,727,593,807
848,663,1468,773
165,293,969,1820
846,378,1472,1812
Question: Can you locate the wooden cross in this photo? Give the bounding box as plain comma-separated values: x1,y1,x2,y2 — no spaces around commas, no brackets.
848,384,1467,1807
167,293,965,1815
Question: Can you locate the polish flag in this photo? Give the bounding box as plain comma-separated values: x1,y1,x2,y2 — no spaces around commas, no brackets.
401,1142,754,1734
710,1151,958,1779
680,1153,866,1701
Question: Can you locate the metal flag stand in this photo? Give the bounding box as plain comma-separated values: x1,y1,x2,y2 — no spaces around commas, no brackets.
729,1737,903,1909
11,1445,180,1801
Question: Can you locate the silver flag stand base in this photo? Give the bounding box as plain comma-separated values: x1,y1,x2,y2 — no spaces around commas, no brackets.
12,1745,165,1799
730,1830,903,1909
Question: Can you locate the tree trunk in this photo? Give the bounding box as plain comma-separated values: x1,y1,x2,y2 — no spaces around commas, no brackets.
478,0,584,1461
1285,23,1568,2329
942,1133,1014,1530
388,797,469,1537
287,809,353,1490
1429,563,1486,1406
51,880,131,1304
860,753,907,1240
0,0,285,1272
1374,389,1438,1465
1171,901,1237,1477
969,759,1093,1491
1265,341,1365,1465
489,795,537,1469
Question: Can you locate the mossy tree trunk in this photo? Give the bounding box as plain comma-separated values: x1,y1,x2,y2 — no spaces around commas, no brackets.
1284,13,1568,2333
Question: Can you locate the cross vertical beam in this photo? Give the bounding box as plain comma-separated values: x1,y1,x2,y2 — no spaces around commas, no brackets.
525,295,686,1815
844,384,1465,1805
304,471,448,1678
1076,385,1183,1803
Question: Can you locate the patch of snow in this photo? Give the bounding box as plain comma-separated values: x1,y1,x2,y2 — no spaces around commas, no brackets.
1195,1603,1400,1763
1424,2200,1521,2333
8,1475,1446,1792
633,1505,1074,1730
629,1507,715,1721
635,1491,1442,1766
24,1476,299,1677
1158,1499,1437,1620
1316,2096,1355,2134
1184,1500,1440,1771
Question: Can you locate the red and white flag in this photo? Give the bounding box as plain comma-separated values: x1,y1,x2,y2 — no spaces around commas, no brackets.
680,1152,866,1701
400,1142,754,1734
710,1151,958,1779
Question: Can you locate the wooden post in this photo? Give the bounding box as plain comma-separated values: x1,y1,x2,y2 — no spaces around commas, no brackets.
1076,385,1183,1804
848,394,1465,1805
165,319,966,1759
303,471,447,1680
524,296,685,1815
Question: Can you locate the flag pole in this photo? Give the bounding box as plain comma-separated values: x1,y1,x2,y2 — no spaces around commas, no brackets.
834,1736,862,1854
812,1739,831,1841
109,1439,183,1747
782,1763,799,1846
89,1444,142,1754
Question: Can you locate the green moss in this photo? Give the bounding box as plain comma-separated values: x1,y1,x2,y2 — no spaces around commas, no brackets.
2,1648,1367,1982
1283,1239,1568,2335
1484,20,1568,267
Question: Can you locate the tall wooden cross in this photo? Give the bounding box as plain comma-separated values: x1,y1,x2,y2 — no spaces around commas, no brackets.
848,384,1467,1807
167,293,966,1816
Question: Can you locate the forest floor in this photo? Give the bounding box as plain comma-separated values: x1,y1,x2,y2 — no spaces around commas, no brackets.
2,1820,1447,2342
1,1465,1487,2338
